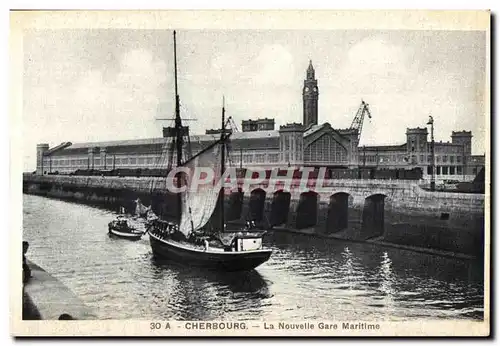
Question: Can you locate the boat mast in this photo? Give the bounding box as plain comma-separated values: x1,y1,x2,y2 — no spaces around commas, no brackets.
220,96,225,231
174,30,182,168
173,30,183,222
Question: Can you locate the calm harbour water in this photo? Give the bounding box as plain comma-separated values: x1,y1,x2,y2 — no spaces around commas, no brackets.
22,194,484,321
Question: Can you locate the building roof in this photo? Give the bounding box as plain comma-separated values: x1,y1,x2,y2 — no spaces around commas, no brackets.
49,122,473,156
68,137,166,150
303,124,323,137
303,123,356,139
434,141,462,147
63,130,280,150
191,130,279,143
242,118,275,123
191,130,281,150
60,130,281,155
362,144,407,151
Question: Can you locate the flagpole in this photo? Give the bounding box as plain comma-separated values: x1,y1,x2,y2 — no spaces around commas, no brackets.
427,115,435,191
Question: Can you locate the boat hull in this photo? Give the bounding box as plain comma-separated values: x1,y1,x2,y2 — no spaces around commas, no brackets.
148,232,272,272
108,228,143,241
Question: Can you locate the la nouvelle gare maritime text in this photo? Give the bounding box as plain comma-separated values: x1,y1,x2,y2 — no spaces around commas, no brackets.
181,322,380,330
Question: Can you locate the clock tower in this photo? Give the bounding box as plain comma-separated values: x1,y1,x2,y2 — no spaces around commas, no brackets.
303,60,319,128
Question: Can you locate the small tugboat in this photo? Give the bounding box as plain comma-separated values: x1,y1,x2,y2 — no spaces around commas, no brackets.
108,209,145,241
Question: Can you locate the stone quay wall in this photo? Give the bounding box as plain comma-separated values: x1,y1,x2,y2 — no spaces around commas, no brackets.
22,174,485,258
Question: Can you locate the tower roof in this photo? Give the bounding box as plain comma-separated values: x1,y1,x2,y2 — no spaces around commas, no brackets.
306,60,315,79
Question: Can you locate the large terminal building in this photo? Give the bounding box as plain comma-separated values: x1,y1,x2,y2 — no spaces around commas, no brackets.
35,61,485,181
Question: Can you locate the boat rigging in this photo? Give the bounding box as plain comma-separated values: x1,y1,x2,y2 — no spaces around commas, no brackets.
146,30,272,272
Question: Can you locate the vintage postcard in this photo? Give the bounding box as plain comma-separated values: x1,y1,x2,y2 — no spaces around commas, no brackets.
10,10,490,337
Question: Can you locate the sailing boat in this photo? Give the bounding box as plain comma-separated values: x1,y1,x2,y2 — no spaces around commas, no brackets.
147,31,272,272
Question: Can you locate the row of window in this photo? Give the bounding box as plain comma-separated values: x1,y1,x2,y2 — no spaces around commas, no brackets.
281,135,303,152
365,154,464,164
230,153,280,164
426,166,463,175
365,155,403,163
436,155,461,163
45,156,161,167
43,150,471,169
46,152,288,168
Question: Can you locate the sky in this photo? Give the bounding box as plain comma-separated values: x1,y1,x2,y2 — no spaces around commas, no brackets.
22,29,487,171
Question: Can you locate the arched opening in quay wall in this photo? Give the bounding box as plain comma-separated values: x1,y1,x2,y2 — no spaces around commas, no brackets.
296,191,318,229
227,188,244,221
326,192,350,233
361,193,386,238
270,190,291,227
248,188,266,223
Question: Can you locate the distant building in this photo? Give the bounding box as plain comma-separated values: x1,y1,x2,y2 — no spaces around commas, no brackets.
35,61,485,181
241,118,275,132
359,128,484,178
205,128,232,135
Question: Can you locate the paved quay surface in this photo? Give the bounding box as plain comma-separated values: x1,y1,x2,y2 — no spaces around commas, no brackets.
23,260,96,320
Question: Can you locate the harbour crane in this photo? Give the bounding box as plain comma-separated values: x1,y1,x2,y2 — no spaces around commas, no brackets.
225,116,239,133
350,100,372,143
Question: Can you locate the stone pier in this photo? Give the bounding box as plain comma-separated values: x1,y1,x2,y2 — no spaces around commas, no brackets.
22,174,485,258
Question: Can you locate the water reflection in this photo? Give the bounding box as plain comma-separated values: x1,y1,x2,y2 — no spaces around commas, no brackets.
372,252,397,316
23,194,484,321
264,229,484,320
378,252,396,296
338,247,365,290
149,258,271,320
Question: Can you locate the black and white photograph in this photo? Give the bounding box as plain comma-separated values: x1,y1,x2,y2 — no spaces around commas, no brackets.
10,9,490,337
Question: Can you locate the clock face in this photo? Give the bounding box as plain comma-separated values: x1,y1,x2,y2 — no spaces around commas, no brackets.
313,87,317,92
305,87,309,92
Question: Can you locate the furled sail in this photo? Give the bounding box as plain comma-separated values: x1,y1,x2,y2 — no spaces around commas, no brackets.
178,139,227,238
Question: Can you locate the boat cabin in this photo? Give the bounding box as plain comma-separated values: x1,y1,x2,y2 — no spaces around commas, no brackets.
235,236,263,251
